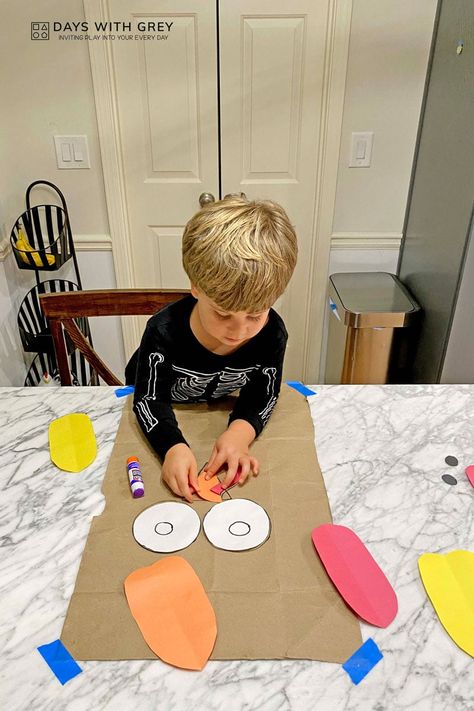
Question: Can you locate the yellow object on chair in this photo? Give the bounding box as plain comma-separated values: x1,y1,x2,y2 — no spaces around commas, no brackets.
418,550,474,657
16,227,56,266
49,413,97,472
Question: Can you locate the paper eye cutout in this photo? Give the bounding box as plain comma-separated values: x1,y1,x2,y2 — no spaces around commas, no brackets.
202,499,271,551
133,502,201,553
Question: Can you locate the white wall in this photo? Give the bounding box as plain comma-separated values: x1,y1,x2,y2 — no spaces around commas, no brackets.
0,0,437,385
0,0,121,385
0,0,108,238
333,0,437,236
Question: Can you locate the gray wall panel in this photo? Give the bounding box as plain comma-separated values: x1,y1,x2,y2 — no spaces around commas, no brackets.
398,0,474,382
441,221,474,383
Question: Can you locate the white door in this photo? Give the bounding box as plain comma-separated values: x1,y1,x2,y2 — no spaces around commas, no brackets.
219,1,329,377
104,0,330,377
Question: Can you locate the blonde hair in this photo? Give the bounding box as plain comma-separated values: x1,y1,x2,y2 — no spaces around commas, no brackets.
182,196,297,312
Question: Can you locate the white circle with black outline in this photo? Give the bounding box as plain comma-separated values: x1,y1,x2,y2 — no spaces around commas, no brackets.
133,501,201,553
202,499,271,551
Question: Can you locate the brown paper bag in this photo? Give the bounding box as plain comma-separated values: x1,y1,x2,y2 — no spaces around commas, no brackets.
61,385,361,662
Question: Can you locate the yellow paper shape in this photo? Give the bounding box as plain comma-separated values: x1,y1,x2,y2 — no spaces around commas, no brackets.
418,550,474,657
49,413,97,472
124,557,217,670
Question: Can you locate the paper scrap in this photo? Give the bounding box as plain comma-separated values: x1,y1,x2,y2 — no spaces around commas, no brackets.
465,465,474,487
418,550,474,657
312,524,398,627
37,639,82,685
203,499,271,551
210,467,242,495
115,385,135,397
133,502,201,553
124,557,217,670
342,638,383,685
286,381,317,397
49,413,97,472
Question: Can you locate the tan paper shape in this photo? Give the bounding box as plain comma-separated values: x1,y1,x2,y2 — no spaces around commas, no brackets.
61,385,361,662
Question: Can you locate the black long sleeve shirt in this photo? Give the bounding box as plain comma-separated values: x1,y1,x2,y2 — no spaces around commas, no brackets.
125,295,288,460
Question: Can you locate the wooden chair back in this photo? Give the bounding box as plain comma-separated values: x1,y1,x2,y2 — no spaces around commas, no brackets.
40,288,190,386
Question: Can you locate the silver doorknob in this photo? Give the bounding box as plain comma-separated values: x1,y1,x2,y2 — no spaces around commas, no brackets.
199,192,215,207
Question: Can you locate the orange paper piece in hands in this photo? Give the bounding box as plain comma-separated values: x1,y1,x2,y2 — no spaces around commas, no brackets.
190,470,222,503
124,557,217,670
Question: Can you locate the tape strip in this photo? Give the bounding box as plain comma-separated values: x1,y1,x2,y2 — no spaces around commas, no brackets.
115,385,135,397
286,381,317,397
342,638,383,685
37,639,82,685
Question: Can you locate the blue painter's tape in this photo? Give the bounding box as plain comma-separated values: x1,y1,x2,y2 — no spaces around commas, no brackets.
286,381,317,397
115,385,135,397
342,638,383,685
37,639,82,685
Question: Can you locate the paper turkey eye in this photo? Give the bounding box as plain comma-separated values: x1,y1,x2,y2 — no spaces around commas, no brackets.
202,499,271,551
133,502,201,553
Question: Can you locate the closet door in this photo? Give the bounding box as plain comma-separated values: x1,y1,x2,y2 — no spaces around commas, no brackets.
219,0,330,376
98,1,331,374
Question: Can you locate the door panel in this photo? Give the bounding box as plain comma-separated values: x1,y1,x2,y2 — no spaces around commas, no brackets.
220,1,330,376
110,0,219,291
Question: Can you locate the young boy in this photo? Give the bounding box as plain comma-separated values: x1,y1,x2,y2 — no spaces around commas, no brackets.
125,196,297,503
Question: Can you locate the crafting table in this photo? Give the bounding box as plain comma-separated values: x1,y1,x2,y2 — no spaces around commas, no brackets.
1,385,473,710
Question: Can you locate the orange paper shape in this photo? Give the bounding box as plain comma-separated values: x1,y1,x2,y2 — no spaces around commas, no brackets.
124,557,217,670
191,470,222,503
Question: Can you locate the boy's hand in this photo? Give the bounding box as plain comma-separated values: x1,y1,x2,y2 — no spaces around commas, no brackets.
204,420,259,488
161,443,199,503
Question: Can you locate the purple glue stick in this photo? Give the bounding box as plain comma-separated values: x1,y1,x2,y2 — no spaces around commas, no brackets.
127,456,144,498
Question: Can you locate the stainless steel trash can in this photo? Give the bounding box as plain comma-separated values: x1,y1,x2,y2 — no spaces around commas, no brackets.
325,272,420,384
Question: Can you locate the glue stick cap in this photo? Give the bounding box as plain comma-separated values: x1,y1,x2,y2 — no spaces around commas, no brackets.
127,456,139,466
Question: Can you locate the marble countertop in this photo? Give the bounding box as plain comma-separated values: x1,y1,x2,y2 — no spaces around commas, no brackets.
1,385,473,711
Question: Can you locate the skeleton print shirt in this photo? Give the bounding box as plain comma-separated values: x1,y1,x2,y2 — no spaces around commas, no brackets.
125,295,288,460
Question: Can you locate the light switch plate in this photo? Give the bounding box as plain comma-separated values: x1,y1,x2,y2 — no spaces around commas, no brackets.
349,132,374,167
54,135,90,169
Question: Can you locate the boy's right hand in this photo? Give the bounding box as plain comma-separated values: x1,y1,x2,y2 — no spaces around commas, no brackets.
161,443,199,503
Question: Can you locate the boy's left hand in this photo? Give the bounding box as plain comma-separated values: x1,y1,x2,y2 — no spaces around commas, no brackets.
204,420,259,488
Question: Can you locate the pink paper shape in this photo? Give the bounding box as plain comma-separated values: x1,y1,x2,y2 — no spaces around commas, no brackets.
210,469,242,495
311,523,398,628
466,465,474,488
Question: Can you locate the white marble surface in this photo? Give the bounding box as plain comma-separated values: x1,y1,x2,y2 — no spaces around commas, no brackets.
0,385,473,711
